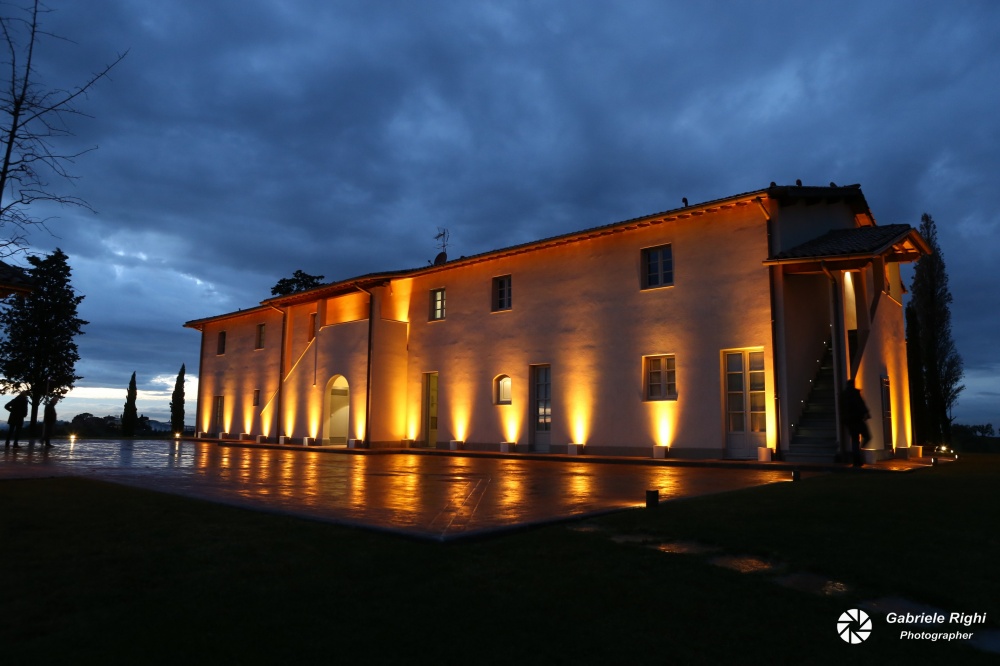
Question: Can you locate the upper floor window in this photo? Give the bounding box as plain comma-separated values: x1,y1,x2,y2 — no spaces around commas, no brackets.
309,312,317,341
217,331,227,355
494,375,512,405
492,275,512,312
255,324,265,350
252,389,260,407
430,288,446,321
642,244,673,289
644,354,677,400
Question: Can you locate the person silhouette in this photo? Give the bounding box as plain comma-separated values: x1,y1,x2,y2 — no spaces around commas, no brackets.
841,381,871,467
42,399,58,447
4,393,29,448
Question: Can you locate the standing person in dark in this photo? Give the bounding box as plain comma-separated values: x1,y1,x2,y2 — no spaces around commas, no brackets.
4,393,29,448
42,399,58,447
842,381,871,467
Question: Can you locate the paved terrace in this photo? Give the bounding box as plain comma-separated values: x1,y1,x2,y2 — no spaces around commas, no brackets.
0,439,931,541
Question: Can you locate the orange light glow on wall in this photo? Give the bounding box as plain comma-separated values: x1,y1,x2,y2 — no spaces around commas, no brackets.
284,400,297,439
385,278,413,322
307,390,321,439
650,400,677,448
566,384,593,445
449,377,473,443
452,408,469,444
243,401,254,436
502,409,520,444
353,386,368,441
259,409,273,439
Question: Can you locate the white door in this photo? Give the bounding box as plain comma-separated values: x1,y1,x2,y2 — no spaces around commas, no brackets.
724,351,766,458
324,376,349,445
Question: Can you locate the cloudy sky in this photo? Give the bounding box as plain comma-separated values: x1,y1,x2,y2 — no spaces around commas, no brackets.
5,0,998,426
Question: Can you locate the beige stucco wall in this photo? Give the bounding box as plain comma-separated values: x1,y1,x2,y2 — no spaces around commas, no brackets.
403,203,774,456
855,282,912,450
195,307,283,436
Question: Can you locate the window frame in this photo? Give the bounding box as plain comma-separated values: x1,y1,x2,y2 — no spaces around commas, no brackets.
494,374,512,405
643,354,677,401
641,244,674,290
429,288,446,321
492,275,512,312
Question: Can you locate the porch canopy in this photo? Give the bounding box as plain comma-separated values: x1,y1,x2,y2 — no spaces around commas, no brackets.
763,224,930,273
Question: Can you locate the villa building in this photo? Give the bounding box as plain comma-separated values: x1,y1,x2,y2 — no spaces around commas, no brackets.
184,182,928,462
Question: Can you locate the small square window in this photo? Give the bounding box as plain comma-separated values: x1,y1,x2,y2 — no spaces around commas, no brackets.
492,275,512,312
644,355,677,400
641,244,673,289
217,331,227,355
255,323,265,350
430,288,446,321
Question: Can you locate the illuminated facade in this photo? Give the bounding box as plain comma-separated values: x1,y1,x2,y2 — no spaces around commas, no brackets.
185,183,928,461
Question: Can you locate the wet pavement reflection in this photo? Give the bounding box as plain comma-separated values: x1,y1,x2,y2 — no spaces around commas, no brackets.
1,440,786,540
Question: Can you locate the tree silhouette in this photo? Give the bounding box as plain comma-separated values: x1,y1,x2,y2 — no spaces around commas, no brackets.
121,371,138,436
1,1,126,255
271,270,325,296
170,363,185,434
0,247,86,436
907,213,964,445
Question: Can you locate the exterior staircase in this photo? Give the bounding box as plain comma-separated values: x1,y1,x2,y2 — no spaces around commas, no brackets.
786,344,840,463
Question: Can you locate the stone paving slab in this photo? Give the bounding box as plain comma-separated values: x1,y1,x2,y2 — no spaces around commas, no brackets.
2,439,793,540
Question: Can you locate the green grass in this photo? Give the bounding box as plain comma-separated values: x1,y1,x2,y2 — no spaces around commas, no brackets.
1,457,998,664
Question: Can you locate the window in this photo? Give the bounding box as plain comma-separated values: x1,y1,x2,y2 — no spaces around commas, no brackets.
252,389,260,407
495,375,512,405
429,288,446,321
211,395,224,433
255,324,265,349
309,312,318,341
641,244,673,289
644,355,677,400
492,275,512,311
533,366,551,432
217,331,227,355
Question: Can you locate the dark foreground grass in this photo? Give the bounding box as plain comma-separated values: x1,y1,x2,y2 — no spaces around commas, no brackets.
2,457,997,665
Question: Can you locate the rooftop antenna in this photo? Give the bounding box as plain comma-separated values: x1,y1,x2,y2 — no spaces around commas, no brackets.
432,227,449,265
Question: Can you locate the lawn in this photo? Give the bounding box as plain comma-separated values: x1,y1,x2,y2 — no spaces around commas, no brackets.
1,456,997,664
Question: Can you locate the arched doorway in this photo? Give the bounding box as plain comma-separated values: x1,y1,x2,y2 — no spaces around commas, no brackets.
324,375,350,446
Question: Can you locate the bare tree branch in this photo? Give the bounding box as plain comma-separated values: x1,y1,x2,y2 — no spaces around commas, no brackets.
0,0,126,257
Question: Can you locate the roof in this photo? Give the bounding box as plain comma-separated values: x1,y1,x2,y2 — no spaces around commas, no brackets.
185,182,881,327
0,260,32,296
765,224,930,264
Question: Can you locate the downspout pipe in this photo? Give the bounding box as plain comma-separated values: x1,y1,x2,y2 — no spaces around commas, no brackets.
355,284,375,449
266,303,287,441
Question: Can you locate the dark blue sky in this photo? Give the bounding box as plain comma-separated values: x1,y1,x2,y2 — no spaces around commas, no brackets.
7,0,998,425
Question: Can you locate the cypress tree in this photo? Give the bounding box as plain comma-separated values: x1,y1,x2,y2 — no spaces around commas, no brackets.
121,372,138,437
908,213,964,445
170,364,185,435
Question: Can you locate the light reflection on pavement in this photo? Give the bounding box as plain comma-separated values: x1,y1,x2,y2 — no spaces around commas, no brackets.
1,439,786,540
